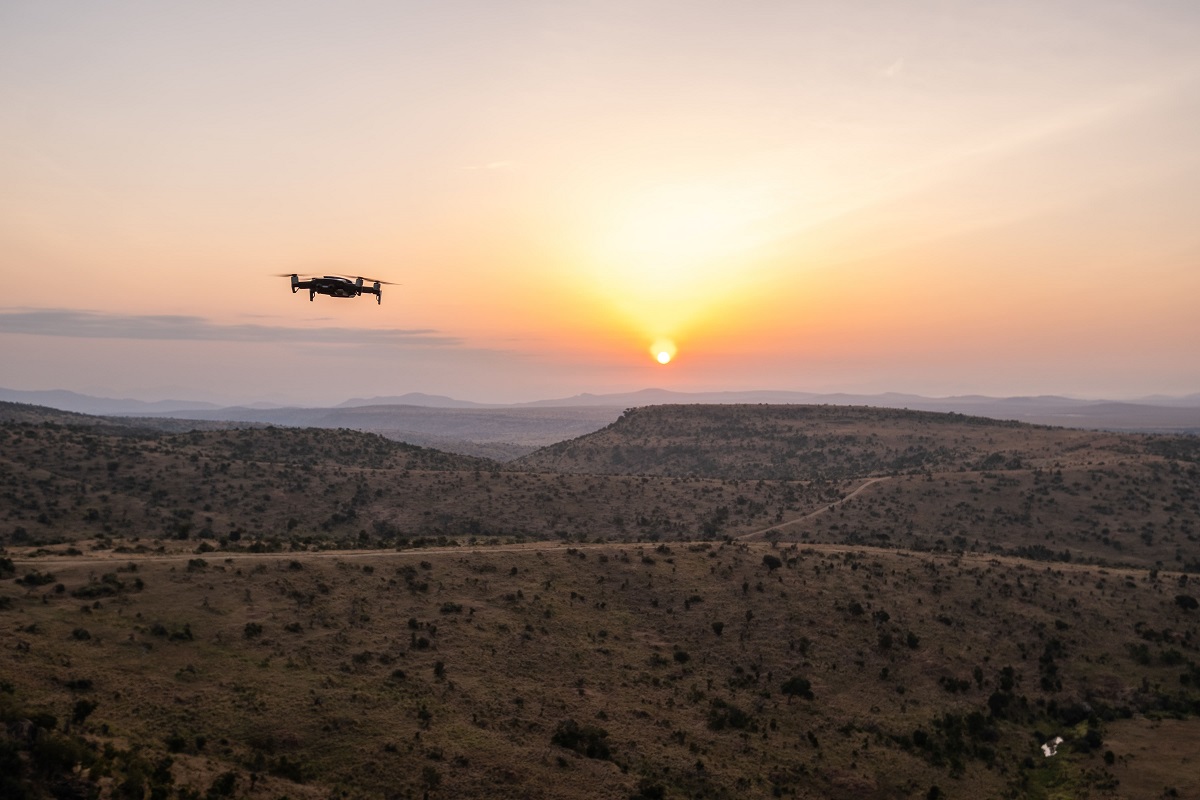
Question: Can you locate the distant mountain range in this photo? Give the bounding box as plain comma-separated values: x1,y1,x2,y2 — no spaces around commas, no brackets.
0,388,227,415
3,387,1199,461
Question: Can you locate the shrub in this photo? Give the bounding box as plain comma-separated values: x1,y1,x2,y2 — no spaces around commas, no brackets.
269,755,308,783
71,699,97,724
19,571,55,587
707,699,754,731
551,719,612,760
781,676,814,702
207,771,237,797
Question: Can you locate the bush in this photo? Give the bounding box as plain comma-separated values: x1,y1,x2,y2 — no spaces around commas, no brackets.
18,571,55,587
631,779,666,800
781,675,814,702
707,699,754,731
269,755,308,783
551,719,612,760
71,699,97,724
207,771,237,798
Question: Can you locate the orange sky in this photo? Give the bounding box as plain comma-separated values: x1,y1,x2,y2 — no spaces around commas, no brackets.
2,1,1198,404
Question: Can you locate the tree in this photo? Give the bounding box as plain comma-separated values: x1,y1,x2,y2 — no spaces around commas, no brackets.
762,554,783,571
780,676,813,703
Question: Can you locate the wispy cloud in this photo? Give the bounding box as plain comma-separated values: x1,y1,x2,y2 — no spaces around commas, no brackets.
0,308,462,347
880,57,904,79
459,160,520,171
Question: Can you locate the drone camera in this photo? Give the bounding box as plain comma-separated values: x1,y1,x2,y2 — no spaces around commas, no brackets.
290,274,299,293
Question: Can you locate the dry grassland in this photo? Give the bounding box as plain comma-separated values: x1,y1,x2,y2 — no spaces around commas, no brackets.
2,402,1200,799
4,542,1200,799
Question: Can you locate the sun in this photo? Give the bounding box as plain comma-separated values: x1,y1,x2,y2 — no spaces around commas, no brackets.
650,338,677,365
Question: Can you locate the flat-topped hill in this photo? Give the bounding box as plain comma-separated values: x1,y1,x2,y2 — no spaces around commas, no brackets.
512,404,1179,480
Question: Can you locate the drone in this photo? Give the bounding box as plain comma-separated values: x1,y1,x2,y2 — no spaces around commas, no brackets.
276,273,396,304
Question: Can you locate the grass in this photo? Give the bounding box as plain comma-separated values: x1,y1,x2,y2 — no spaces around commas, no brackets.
4,541,1198,798
2,401,1199,798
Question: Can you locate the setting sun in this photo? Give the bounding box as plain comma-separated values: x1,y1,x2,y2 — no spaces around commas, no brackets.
650,338,677,365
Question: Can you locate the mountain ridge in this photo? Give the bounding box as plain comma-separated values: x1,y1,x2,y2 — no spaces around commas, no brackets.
4,387,1199,452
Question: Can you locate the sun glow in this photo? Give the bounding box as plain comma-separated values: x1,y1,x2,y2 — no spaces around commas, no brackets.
651,338,677,365
565,182,780,369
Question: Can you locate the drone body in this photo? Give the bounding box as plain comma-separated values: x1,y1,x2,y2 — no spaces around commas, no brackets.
280,274,393,304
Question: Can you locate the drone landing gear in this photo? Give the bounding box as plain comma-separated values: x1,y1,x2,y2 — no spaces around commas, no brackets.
309,290,315,302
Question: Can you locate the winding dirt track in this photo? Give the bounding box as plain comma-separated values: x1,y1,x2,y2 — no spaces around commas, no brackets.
736,476,890,541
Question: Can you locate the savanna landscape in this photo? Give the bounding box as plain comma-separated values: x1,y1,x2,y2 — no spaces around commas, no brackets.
3,401,1200,799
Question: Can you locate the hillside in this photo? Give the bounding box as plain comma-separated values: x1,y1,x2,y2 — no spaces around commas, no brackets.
515,405,1200,572
3,401,1200,799
513,405,1146,480
3,543,1198,799
0,407,821,550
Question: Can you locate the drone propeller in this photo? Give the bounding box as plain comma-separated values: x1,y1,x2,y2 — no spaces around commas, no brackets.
271,272,398,283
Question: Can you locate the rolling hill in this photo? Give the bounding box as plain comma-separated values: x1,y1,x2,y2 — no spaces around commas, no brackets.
2,401,1199,799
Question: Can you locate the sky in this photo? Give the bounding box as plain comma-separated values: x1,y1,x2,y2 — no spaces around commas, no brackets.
2,0,1199,405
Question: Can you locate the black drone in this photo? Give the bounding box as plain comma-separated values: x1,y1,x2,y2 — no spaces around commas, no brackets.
276,274,396,304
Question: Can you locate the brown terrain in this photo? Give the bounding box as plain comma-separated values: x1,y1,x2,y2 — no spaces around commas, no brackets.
2,401,1199,799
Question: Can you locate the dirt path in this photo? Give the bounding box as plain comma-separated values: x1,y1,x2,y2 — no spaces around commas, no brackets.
7,478,895,567
736,476,890,541
5,541,558,569
5,530,1166,583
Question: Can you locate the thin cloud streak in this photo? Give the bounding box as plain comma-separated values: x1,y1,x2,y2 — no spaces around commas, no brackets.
0,308,462,347
459,160,520,171
767,70,1200,248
